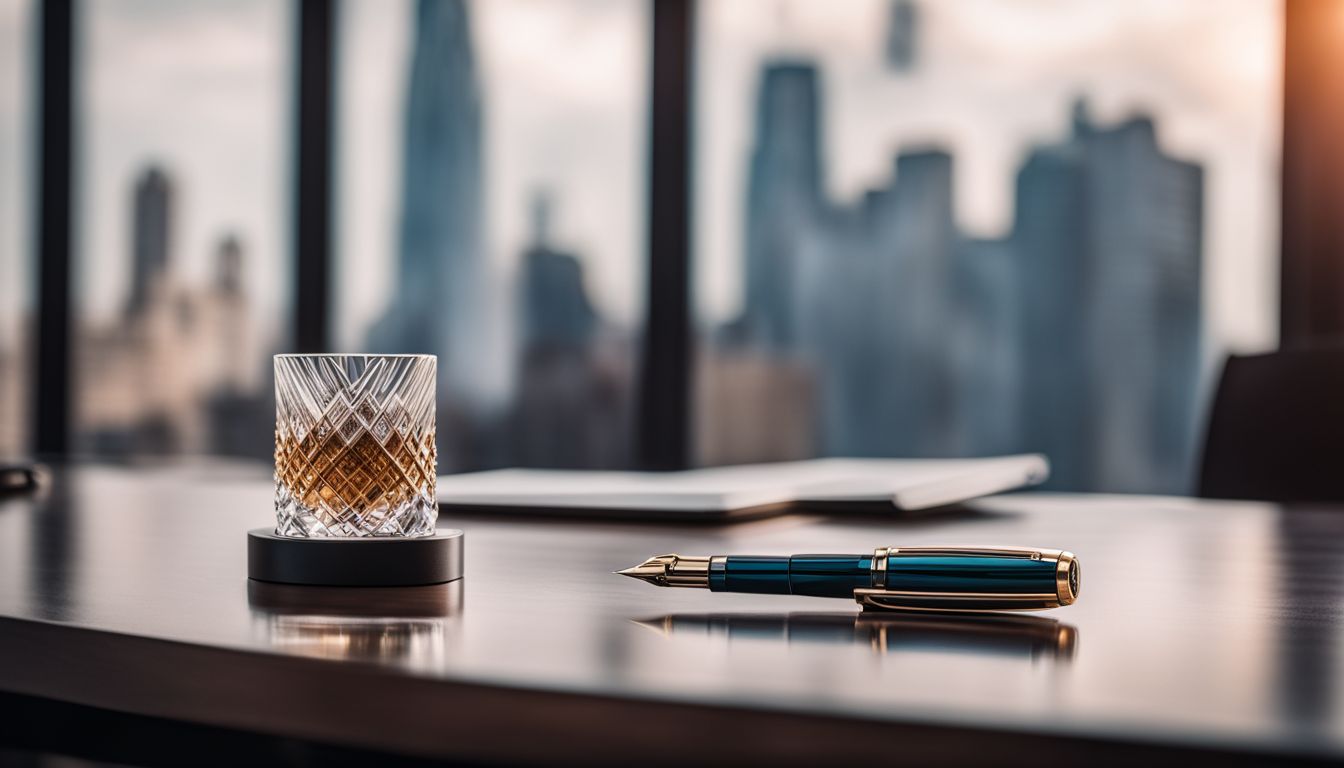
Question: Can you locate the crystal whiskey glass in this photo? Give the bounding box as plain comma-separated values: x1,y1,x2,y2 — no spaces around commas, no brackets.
273,354,437,537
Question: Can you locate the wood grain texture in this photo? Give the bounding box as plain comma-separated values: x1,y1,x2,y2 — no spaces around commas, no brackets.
1,464,1343,765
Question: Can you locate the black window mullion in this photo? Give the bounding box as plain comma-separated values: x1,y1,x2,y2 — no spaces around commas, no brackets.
32,0,75,457
292,0,336,354
637,0,694,471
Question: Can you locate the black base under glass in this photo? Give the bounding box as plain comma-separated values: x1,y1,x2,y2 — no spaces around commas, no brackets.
246,528,464,586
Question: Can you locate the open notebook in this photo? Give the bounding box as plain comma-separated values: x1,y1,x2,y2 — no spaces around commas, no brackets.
436,454,1049,520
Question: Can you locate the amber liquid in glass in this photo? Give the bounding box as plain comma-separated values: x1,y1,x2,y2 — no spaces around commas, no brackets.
274,426,436,535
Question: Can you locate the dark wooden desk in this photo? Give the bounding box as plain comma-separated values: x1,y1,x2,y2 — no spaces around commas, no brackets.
1,464,1342,766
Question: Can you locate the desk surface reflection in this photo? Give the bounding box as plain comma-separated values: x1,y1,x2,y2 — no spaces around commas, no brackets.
0,464,1342,766
635,610,1077,661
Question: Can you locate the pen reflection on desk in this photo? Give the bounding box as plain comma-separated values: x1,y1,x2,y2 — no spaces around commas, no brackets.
634,611,1077,662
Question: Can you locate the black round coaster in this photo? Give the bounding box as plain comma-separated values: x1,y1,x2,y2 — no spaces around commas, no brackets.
247,528,464,586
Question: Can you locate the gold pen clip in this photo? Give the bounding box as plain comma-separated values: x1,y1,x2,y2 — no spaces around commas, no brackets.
855,546,1080,613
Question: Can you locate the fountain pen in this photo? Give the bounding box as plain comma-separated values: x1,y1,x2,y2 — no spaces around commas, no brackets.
617,546,1079,612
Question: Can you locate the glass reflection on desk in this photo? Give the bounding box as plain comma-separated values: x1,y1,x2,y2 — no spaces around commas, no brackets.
248,579,463,667
635,610,1076,662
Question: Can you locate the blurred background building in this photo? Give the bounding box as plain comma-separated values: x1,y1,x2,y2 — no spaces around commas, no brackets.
694,0,1275,493
0,0,1283,494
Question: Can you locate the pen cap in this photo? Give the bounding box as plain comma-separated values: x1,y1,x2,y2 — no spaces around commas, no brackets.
856,546,1079,612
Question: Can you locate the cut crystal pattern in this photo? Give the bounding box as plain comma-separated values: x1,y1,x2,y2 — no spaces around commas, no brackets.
274,354,437,537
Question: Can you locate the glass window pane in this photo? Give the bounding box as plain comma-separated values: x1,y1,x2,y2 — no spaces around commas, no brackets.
336,0,648,471
0,0,31,459
694,0,1282,493
74,0,290,459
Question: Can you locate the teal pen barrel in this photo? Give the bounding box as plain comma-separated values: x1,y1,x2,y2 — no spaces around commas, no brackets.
788,554,872,597
716,556,790,594
886,555,1058,594
711,554,872,597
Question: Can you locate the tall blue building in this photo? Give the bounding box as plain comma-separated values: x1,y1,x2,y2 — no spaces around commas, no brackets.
1013,137,1090,487
512,193,629,469
1015,101,1203,492
739,61,825,350
879,150,958,455
368,0,492,407
518,193,597,349
799,202,877,456
737,62,971,460
788,149,960,458
885,0,918,72
128,166,172,316
949,236,1020,456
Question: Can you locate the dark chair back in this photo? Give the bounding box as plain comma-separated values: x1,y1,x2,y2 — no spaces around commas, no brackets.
1200,346,1344,502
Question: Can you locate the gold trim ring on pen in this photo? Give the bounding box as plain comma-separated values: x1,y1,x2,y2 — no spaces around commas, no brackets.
1055,551,1079,606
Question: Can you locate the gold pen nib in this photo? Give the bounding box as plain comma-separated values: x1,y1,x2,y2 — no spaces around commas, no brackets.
616,554,711,588
616,555,676,585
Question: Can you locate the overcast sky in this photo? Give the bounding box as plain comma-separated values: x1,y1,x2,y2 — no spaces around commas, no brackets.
0,0,1281,359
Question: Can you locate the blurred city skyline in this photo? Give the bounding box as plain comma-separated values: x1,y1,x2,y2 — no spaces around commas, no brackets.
364,0,633,470
32,0,1282,360
1,1,1279,346
702,50,1202,491
0,0,639,467
336,0,648,350
75,0,289,341
0,0,1284,489
697,0,1280,358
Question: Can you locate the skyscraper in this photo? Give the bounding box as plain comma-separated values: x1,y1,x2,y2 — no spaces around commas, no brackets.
739,61,824,350
735,58,963,459
519,193,597,349
204,233,269,459
709,60,836,465
1013,140,1090,487
128,167,172,315
209,234,250,393
368,0,495,407
949,235,1020,455
879,150,957,455
1080,113,1203,493
800,149,959,457
1015,101,1203,492
215,233,243,296
885,0,918,72
511,192,628,469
